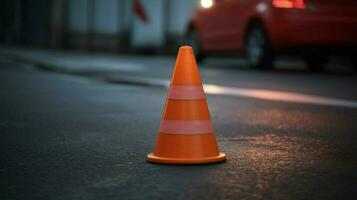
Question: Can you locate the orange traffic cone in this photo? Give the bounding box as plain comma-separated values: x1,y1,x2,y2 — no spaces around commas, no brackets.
147,46,226,165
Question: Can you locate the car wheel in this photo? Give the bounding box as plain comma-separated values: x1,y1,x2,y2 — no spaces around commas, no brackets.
185,29,204,63
304,52,329,71
245,26,274,70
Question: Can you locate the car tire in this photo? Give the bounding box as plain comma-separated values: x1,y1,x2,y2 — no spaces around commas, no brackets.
185,29,205,63
304,52,329,71
245,25,274,70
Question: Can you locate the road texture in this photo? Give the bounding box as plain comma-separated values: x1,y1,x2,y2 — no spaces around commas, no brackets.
0,51,357,200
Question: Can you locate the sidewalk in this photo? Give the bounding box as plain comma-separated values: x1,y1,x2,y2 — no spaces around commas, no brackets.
0,46,174,74
2,45,357,110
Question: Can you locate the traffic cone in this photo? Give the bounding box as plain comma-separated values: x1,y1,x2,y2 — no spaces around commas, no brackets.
147,46,226,165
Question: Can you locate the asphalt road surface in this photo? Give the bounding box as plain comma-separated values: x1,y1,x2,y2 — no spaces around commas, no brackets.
1,54,357,200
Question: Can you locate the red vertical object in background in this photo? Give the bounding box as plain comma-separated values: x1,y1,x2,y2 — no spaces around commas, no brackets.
133,0,149,23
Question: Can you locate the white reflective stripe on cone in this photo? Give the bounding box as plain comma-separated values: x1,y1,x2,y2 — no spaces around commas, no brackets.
167,85,205,100
159,120,213,134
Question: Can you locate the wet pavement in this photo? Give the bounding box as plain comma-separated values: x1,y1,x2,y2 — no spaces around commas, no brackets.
0,54,357,200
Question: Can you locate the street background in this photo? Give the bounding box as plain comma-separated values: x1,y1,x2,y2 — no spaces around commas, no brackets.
0,0,196,52
1,0,357,199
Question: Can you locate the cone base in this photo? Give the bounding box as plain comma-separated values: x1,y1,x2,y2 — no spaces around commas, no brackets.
146,153,226,165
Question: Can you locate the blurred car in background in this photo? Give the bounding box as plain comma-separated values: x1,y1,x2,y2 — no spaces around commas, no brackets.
185,0,357,70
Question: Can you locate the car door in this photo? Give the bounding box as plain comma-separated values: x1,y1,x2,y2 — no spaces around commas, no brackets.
199,0,248,50
195,0,229,50
218,0,249,50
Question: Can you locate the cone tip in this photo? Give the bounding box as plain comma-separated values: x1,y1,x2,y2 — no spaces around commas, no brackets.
179,45,193,51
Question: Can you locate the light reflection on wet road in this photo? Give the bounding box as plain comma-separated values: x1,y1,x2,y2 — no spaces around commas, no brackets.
0,58,356,199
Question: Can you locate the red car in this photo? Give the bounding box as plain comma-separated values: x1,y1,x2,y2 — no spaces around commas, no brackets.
185,0,357,70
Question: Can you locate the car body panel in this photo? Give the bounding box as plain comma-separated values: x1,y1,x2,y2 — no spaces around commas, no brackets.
188,0,357,53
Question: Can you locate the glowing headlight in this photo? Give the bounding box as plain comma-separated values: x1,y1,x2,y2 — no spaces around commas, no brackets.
200,0,213,8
